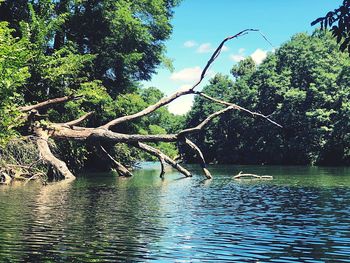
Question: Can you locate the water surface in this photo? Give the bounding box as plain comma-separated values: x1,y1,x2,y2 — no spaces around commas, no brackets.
1,164,350,262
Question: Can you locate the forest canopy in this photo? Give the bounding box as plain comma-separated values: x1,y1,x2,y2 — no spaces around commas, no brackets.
0,0,183,174
185,30,350,166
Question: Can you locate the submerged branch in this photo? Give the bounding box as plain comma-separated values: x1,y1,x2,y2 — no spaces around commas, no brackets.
182,138,212,179
99,145,133,177
135,142,192,178
233,171,273,180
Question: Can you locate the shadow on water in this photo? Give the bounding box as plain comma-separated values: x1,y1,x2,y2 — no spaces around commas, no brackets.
1,163,350,262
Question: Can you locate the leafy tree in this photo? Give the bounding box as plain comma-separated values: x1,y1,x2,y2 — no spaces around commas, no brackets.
186,30,350,165
0,22,30,144
231,56,256,79
0,0,182,172
0,0,181,96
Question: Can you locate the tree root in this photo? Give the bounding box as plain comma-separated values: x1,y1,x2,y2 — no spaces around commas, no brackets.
0,165,46,185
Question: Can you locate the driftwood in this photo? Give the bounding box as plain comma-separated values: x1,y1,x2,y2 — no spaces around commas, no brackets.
0,164,46,184
0,138,47,184
13,29,281,182
233,171,273,180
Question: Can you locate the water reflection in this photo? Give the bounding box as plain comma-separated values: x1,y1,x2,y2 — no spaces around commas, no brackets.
0,164,350,262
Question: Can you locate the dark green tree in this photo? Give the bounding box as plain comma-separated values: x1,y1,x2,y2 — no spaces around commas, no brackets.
0,22,30,144
0,0,180,96
0,0,183,173
186,30,350,165
230,56,256,79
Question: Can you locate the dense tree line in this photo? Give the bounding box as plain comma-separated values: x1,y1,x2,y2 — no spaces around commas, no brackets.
0,0,183,171
186,30,350,166
2,0,350,174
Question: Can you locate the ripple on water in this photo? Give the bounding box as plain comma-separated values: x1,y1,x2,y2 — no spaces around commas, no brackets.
0,165,350,262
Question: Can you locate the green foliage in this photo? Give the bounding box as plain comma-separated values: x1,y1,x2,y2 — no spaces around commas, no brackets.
186,30,350,165
0,22,30,145
231,57,256,79
0,1,182,171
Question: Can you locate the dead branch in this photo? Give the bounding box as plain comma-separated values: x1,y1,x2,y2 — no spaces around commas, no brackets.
20,95,82,112
135,142,192,178
35,128,75,180
158,157,166,178
194,91,282,128
98,145,133,177
64,112,94,126
48,124,178,142
233,171,273,180
182,138,212,179
100,29,258,129
200,29,258,81
179,106,235,136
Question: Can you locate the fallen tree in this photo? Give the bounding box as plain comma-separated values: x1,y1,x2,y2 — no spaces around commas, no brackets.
7,29,281,183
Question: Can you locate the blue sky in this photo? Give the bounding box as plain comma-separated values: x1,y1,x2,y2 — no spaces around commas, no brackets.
142,0,339,114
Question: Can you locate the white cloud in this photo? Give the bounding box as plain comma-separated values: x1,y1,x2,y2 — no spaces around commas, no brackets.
221,45,229,52
168,92,194,115
184,40,197,48
186,42,228,53
238,48,245,54
197,43,212,53
170,66,202,82
229,48,246,62
230,54,245,62
251,48,267,65
229,48,268,65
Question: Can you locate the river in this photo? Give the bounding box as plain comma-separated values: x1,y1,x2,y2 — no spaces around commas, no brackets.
1,163,350,262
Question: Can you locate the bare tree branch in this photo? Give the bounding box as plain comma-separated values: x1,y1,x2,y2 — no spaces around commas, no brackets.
100,29,258,130
135,142,192,178
194,91,282,128
20,95,83,112
158,156,166,178
200,29,258,81
99,145,132,177
179,106,235,136
34,128,75,180
182,138,212,179
64,112,94,127
48,124,178,142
